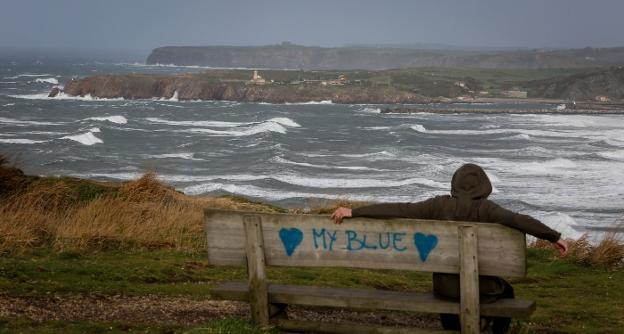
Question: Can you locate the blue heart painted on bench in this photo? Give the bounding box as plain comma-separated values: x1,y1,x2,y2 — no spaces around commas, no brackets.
414,233,438,262
279,228,304,256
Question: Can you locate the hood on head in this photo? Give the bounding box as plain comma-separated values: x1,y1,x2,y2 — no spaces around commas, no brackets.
451,163,492,199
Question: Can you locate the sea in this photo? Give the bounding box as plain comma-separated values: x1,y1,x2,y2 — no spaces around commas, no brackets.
1,49,623,241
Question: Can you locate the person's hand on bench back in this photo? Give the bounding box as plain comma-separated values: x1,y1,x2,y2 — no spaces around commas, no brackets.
331,207,352,224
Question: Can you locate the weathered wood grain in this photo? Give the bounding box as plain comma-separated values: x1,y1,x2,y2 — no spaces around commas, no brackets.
211,281,536,318
243,215,269,326
459,225,480,334
205,209,526,277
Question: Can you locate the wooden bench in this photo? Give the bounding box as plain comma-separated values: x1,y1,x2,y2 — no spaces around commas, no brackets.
205,208,536,333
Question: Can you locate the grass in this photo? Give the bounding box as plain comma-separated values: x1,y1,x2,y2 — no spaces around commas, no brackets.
0,249,622,333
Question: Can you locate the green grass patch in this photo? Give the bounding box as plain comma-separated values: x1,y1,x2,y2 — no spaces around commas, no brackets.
0,248,622,333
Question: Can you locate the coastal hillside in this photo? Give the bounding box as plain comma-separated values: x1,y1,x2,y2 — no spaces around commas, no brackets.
146,44,624,70
519,67,624,100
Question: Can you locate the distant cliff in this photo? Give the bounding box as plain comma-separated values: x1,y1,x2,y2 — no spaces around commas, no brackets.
58,73,434,104
146,44,624,70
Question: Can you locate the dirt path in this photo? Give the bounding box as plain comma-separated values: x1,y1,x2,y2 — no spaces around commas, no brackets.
0,294,441,329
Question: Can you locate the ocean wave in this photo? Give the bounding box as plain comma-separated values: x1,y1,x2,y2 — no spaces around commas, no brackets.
86,115,128,124
0,138,47,144
61,130,103,145
0,82,18,84
146,153,202,161
0,117,62,126
9,92,124,101
410,123,584,138
339,150,396,159
357,107,382,114
531,211,584,240
149,116,300,136
34,78,59,85
146,117,246,127
182,122,288,136
181,182,427,202
272,156,381,171
4,73,51,79
285,100,333,105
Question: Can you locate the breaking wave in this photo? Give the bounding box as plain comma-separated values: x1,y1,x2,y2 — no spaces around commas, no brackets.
86,115,128,124
4,73,51,79
272,156,381,171
8,92,124,101
0,117,62,126
0,138,47,144
34,78,59,85
62,130,103,145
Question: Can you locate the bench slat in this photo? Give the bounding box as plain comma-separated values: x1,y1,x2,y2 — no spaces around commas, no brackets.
205,209,527,277
211,281,536,319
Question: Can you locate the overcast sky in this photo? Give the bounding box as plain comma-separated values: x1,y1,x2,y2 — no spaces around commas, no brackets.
2,0,624,53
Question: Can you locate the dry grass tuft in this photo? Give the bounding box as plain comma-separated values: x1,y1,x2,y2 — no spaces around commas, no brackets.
0,165,282,254
530,233,624,270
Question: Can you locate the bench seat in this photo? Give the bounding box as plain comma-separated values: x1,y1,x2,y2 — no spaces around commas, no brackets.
212,281,536,319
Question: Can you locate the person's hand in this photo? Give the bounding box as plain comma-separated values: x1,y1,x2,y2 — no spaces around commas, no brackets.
552,239,569,257
331,207,352,224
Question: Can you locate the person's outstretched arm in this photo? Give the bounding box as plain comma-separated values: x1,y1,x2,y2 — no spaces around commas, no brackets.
331,197,438,224
483,201,569,256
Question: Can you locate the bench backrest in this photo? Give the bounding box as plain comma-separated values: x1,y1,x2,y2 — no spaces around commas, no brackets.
204,208,527,277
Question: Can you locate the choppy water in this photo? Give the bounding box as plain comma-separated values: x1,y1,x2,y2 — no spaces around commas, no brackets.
1,51,623,240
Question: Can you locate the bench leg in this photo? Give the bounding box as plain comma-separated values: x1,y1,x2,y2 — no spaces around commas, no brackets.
244,215,270,326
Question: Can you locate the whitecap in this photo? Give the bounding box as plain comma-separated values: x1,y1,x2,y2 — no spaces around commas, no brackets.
146,153,202,161
0,117,61,126
181,182,431,202
272,156,380,171
183,121,288,136
285,100,333,105
4,73,51,79
146,117,248,128
86,115,128,124
266,117,301,127
597,150,624,161
10,92,124,101
358,107,382,114
62,131,103,145
34,78,59,85
0,138,47,144
2,103,16,106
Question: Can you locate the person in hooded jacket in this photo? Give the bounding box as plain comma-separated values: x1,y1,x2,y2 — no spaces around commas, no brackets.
331,163,569,333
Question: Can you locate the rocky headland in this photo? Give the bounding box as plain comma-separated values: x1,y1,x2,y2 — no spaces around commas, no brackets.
52,73,435,104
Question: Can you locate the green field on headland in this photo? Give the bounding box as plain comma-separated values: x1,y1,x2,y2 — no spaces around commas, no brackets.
1,157,623,333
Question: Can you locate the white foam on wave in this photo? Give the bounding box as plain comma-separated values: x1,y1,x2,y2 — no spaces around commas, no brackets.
272,156,380,171
2,103,16,106
361,126,392,130
86,115,128,124
9,92,124,101
358,107,382,114
62,131,103,146
146,153,202,161
0,116,61,126
0,138,47,144
340,150,396,159
34,78,59,85
149,116,300,136
184,122,289,136
0,82,18,84
4,73,50,79
182,182,423,202
410,123,586,139
285,100,333,105
146,117,246,127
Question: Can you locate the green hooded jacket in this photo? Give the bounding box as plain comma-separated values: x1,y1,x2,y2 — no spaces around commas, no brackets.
351,163,561,302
